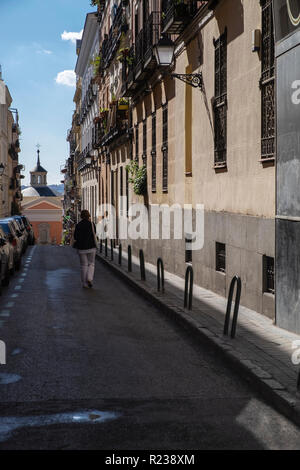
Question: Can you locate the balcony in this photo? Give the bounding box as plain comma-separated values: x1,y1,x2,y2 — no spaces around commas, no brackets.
123,12,161,96
162,0,206,34
8,144,19,161
101,107,131,149
102,3,127,69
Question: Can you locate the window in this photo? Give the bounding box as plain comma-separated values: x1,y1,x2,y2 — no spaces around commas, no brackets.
214,30,227,166
162,103,168,192
185,237,192,264
261,0,275,161
216,242,226,273
135,123,139,161
151,111,157,192
143,119,147,164
126,166,129,217
263,255,275,294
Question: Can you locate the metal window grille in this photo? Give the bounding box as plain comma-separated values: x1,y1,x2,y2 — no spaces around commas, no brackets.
263,255,275,294
185,238,192,264
214,30,227,166
162,103,168,192
152,111,157,192
261,0,275,160
135,123,139,162
126,167,129,217
143,119,147,164
216,242,226,273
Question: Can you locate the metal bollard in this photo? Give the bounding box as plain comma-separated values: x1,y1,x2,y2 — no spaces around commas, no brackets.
118,244,122,265
157,258,165,293
184,266,193,310
139,249,146,281
128,245,132,272
223,275,242,339
100,239,103,254
105,238,108,257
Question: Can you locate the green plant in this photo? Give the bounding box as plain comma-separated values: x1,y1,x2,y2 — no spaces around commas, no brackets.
117,47,130,62
118,97,129,105
126,161,147,195
90,55,101,76
126,55,134,66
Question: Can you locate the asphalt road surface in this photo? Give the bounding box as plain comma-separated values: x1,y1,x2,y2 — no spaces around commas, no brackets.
0,245,299,450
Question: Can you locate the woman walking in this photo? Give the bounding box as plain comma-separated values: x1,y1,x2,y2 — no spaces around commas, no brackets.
73,210,97,288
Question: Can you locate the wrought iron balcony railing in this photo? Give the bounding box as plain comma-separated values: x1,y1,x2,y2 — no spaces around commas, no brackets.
162,0,206,34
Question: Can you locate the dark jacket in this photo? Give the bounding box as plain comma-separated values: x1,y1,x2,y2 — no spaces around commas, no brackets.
74,219,96,250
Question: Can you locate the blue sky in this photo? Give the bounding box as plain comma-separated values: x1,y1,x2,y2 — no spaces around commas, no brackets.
0,0,96,185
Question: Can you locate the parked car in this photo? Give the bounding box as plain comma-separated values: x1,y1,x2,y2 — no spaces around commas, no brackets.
7,217,27,254
20,215,35,245
0,219,22,271
11,216,29,252
0,226,12,287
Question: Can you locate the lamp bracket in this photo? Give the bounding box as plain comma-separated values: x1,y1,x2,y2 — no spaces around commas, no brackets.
171,72,203,90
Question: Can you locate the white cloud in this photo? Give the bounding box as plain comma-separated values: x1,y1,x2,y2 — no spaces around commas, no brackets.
33,42,53,55
37,49,53,55
61,30,83,44
55,70,76,87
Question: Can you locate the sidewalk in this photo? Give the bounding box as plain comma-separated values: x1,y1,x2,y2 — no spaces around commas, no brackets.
96,245,300,426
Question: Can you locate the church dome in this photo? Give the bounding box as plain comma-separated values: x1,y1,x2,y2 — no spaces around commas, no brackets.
22,186,58,197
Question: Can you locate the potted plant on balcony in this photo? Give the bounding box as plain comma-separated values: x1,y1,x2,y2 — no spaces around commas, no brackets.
90,54,102,77
100,107,109,118
118,97,129,110
110,94,117,106
117,47,130,63
126,161,147,196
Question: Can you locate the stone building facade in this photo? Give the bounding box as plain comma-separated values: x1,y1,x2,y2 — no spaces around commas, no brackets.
64,0,276,322
0,73,23,218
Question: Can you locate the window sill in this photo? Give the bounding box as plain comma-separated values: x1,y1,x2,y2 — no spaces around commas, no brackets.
260,157,275,167
214,162,227,173
263,291,275,297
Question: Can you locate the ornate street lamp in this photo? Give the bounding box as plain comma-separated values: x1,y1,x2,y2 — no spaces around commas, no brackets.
85,153,92,166
153,34,175,67
154,35,203,90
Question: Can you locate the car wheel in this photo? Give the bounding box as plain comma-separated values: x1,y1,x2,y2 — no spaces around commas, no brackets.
16,258,21,271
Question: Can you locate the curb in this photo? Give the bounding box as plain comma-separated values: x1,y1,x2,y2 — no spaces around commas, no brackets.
96,252,300,428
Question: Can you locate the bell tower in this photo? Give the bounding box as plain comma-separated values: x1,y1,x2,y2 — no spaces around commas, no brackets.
30,145,47,187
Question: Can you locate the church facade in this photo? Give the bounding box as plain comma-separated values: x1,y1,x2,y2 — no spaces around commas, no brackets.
21,150,63,244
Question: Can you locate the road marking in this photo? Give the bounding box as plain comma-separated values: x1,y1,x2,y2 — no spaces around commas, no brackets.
5,303,14,308
14,286,21,290
10,294,19,298
19,279,24,284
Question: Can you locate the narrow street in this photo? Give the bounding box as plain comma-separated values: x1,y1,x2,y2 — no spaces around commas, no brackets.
0,245,299,450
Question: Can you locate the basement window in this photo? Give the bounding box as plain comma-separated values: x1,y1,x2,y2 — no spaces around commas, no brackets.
185,237,192,264
216,242,226,273
263,255,275,294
